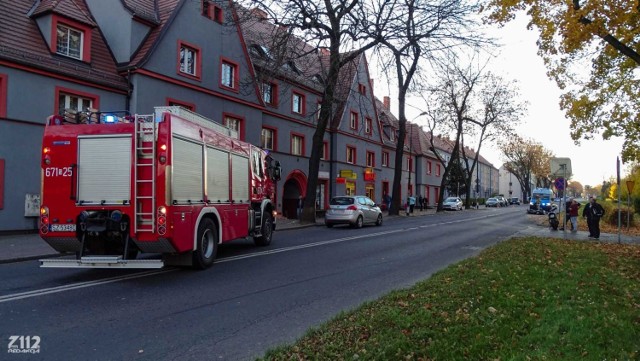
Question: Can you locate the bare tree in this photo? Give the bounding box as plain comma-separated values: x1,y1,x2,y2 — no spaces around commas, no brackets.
372,0,486,215
421,57,483,212
459,72,526,207
238,0,396,223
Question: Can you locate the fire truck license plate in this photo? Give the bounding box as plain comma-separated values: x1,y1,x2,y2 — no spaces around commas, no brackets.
50,224,76,232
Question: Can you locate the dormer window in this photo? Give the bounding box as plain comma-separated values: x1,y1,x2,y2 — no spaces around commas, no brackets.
50,16,92,62
250,45,272,60
56,24,82,59
283,61,301,75
389,129,395,142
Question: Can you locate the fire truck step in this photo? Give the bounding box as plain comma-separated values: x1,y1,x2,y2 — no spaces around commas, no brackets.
40,257,164,269
136,180,153,183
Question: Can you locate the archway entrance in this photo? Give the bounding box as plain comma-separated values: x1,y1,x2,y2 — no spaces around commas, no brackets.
282,170,307,219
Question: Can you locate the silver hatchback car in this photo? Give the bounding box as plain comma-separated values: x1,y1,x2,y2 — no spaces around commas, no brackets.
325,196,383,228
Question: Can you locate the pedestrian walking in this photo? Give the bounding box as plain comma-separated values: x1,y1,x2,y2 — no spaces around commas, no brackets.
383,192,391,211
408,194,416,214
297,195,304,220
564,197,573,230
418,195,424,212
582,196,605,239
569,198,580,232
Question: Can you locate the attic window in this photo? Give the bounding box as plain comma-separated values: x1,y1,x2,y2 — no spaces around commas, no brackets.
250,45,272,60
202,1,223,23
51,16,92,62
283,61,301,75
389,129,395,142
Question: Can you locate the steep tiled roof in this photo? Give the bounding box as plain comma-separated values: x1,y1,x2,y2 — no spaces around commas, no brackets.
237,6,326,92
31,0,97,26
128,0,180,67
122,0,159,23
0,1,126,90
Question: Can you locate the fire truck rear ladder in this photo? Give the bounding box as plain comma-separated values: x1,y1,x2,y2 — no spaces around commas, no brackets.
134,116,156,233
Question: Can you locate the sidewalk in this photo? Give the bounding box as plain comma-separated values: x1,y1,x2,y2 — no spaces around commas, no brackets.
1,208,636,264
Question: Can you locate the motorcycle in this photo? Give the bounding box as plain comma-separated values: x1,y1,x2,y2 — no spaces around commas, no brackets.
548,204,559,230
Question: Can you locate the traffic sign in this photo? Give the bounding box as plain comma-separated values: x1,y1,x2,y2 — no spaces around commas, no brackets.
554,177,565,190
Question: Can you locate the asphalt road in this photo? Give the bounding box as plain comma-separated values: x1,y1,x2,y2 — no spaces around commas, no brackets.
0,206,530,360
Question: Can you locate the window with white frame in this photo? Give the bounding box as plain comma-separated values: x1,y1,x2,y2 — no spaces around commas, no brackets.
365,117,372,134
292,93,304,114
291,134,303,155
179,45,197,76
321,141,328,160
262,82,275,105
346,146,356,164
224,115,241,139
366,151,375,167
56,24,83,59
382,151,389,167
58,92,93,115
261,128,274,150
350,112,358,130
221,61,237,88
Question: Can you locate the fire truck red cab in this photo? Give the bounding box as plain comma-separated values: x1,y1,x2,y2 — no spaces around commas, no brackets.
39,106,281,269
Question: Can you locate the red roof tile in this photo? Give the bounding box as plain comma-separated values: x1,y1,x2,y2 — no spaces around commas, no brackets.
1,1,126,90
128,0,180,67
31,0,97,26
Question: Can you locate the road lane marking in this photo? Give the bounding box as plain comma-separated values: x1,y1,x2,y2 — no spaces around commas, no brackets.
1,212,500,303
0,269,176,303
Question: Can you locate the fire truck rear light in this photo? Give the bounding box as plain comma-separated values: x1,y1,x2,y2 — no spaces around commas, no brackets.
158,207,166,215
43,147,51,154
40,226,49,234
41,216,49,224
159,155,167,164
40,206,49,216
160,144,167,151
157,217,166,226
158,226,166,235
44,157,51,165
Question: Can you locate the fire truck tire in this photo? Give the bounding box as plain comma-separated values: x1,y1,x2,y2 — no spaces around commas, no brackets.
192,218,218,269
253,212,273,246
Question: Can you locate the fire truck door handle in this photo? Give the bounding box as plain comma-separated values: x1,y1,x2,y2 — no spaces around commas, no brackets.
70,163,77,201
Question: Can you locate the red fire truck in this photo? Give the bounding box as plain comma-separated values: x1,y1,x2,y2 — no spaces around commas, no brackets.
39,106,281,269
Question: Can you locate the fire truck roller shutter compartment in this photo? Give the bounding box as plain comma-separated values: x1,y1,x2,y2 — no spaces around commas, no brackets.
206,146,230,202
172,137,204,203
78,136,132,204
231,154,249,203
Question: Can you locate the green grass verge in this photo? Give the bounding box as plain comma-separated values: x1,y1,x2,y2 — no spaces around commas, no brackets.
261,237,640,360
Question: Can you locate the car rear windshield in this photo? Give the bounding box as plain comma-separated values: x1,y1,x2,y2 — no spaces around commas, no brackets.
444,198,457,202
488,198,497,201
330,197,355,205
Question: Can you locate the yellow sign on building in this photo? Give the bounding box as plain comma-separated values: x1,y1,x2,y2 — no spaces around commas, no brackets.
339,170,357,179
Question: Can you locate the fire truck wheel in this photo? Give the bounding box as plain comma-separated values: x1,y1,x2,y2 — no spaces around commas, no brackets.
193,218,218,269
253,212,273,246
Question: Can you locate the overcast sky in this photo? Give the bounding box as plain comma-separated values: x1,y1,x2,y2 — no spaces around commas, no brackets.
372,13,626,188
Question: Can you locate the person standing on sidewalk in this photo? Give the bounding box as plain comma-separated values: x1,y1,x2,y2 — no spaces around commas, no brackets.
569,198,580,232
583,196,605,239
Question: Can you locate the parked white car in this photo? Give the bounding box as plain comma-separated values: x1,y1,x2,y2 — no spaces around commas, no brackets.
442,197,464,211
325,196,383,228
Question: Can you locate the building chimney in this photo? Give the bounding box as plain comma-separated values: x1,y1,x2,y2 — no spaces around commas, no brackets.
383,96,390,110
370,78,375,90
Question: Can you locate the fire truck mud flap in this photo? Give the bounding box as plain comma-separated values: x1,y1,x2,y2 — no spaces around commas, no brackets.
39,256,164,269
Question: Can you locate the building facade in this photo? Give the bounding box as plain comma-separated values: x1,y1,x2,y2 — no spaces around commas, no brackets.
0,0,499,230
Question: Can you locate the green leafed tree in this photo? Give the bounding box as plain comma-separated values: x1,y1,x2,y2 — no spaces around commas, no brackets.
482,0,640,162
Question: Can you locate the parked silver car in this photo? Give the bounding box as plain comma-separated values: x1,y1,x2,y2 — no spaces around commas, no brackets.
485,197,500,207
325,196,383,228
442,197,464,211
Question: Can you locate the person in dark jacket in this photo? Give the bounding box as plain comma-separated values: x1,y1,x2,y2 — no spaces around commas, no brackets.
582,196,605,239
